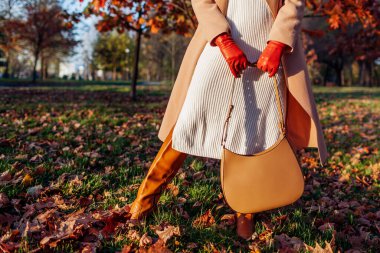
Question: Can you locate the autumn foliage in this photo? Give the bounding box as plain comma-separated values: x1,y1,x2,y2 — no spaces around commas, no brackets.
81,0,194,37
83,0,379,34
78,0,379,87
306,0,379,30
0,1,78,81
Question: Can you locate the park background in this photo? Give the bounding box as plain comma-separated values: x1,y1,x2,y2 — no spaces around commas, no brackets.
0,0,379,252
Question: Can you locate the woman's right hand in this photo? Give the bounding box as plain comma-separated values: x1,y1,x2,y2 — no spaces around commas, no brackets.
213,32,248,78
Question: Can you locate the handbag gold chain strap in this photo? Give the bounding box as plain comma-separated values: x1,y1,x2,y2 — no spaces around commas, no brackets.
221,64,286,147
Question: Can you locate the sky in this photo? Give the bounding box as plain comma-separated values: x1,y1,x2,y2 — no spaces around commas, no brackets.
60,0,99,76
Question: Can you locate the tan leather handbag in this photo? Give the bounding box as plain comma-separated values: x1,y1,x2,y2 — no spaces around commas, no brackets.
220,62,304,214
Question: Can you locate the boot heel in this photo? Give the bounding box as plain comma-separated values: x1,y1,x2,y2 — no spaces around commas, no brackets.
236,213,255,239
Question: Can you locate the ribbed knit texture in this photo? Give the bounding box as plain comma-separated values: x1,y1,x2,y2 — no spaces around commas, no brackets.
171,0,287,160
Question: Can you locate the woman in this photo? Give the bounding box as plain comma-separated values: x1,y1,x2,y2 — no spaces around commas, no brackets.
129,0,329,240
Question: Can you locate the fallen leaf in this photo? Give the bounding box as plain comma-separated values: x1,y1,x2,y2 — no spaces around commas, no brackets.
139,233,153,247
155,225,181,244
166,183,179,196
0,193,9,208
274,233,307,252
26,185,43,197
192,210,215,228
220,214,235,226
0,170,12,182
22,174,33,186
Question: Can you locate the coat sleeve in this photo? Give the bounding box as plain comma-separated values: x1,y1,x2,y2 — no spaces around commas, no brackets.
191,0,231,46
267,0,305,53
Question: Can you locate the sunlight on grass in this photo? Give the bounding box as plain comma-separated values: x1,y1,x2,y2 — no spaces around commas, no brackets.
0,85,378,252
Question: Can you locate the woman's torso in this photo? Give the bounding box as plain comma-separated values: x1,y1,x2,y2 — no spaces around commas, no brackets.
170,0,287,160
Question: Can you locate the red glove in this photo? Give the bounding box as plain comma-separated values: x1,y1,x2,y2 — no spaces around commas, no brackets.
213,32,248,78
257,40,287,77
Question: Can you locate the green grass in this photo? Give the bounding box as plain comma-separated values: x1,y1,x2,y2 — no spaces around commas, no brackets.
0,84,379,252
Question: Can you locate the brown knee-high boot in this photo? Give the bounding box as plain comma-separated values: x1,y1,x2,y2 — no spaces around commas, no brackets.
129,126,187,221
129,126,254,238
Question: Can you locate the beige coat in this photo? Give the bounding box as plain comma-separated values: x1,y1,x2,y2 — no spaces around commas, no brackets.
157,0,329,166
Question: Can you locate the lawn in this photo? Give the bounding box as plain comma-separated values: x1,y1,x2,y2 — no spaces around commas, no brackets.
0,84,379,252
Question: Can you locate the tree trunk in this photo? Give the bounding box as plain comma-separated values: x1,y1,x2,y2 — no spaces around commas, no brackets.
40,55,44,80
359,60,371,86
3,50,11,78
131,28,142,101
335,66,343,86
112,65,117,80
323,65,329,86
348,64,354,86
367,61,373,87
44,59,49,79
359,61,364,86
32,50,40,83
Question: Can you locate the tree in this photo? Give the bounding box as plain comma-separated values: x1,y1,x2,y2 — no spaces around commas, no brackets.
81,0,379,88
306,0,378,30
7,0,78,82
80,0,195,101
0,20,22,78
304,0,379,86
0,0,24,78
93,31,133,80
0,0,23,19
140,32,190,84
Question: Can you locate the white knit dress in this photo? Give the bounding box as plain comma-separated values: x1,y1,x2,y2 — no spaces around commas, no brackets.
171,0,287,160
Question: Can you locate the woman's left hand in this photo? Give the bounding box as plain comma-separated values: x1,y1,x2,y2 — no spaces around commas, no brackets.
257,40,287,77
